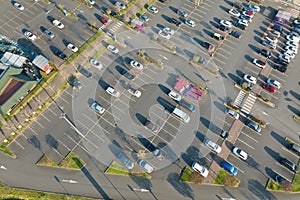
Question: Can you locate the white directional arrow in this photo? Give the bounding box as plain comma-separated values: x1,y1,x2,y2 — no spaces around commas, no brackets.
61,179,77,184
0,165,7,170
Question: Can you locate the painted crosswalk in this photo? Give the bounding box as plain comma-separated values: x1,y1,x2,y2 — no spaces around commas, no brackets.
233,90,246,107
110,21,124,33
241,93,257,114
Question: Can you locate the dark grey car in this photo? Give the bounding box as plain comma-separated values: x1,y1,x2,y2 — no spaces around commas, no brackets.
179,99,196,112
77,65,92,78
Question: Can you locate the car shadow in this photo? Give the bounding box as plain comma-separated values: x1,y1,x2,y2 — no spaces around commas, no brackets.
135,113,148,125
168,6,178,14
195,131,205,143
137,134,155,152
157,97,175,113
98,79,110,91
158,84,171,95
264,146,281,162
94,13,101,21
203,29,214,37
227,72,240,83
254,30,264,38
244,54,253,62
287,105,300,115
248,43,259,52
254,35,262,43
200,117,222,133
156,23,165,29
181,146,201,166
219,5,229,12
213,101,226,112
290,90,300,101
161,14,171,23
265,167,278,180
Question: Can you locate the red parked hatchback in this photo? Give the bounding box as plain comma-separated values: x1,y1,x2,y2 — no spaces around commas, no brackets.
100,16,108,25
263,84,276,93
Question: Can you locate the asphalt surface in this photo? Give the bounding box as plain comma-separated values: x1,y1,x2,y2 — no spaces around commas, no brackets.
1,0,300,199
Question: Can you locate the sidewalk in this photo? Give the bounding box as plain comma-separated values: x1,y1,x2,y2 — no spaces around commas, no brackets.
0,31,111,143
203,120,244,184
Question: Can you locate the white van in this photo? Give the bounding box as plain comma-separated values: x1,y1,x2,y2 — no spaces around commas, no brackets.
172,108,190,123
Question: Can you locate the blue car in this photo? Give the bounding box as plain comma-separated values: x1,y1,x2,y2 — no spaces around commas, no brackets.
221,161,238,176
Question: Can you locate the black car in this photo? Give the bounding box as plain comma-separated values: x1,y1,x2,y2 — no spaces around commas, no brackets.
273,24,284,33
273,65,287,73
54,49,67,60
280,157,299,173
77,65,92,78
169,18,181,26
258,49,272,58
230,30,241,38
159,0,167,2
219,24,230,31
275,174,285,183
119,68,135,80
274,59,288,67
67,75,82,89
179,99,196,112
220,130,229,139
236,22,246,30
110,11,118,17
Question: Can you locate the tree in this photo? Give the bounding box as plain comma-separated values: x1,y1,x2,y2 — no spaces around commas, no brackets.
192,55,200,63
105,8,111,15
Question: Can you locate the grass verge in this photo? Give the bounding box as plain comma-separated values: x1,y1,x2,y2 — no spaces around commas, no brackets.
267,180,284,191
180,167,205,184
292,165,300,192
105,161,151,178
0,182,93,200
37,152,85,169
213,169,239,187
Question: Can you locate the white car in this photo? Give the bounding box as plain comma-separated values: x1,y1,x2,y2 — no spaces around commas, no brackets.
248,4,260,12
279,54,291,62
225,108,239,119
252,59,266,68
243,74,257,84
184,19,195,27
242,11,254,18
148,6,158,13
285,45,298,53
115,2,126,9
268,30,281,38
229,9,240,17
267,78,281,89
88,0,95,5
90,102,105,114
52,19,64,29
67,43,78,52
220,20,233,28
286,41,299,47
107,45,119,53
232,146,248,160
158,30,170,39
24,31,37,41
204,138,222,153
266,35,278,43
238,19,248,27
130,60,143,70
168,91,181,101
90,58,103,70
192,162,209,177
163,27,174,35
106,87,120,97
14,2,24,11
286,35,300,42
294,19,300,25
284,50,296,59
44,29,55,38
127,88,141,98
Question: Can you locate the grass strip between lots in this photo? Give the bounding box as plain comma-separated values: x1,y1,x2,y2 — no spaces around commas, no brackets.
105,161,151,179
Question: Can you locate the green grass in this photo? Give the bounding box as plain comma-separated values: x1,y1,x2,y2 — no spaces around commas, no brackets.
293,115,300,122
0,121,2,128
285,137,300,146
213,169,239,187
0,182,93,200
37,152,85,169
267,180,284,191
180,167,193,182
105,161,151,178
292,166,300,192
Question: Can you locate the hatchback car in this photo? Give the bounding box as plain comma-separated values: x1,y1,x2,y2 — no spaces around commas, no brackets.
225,108,239,119
229,9,240,17
100,16,108,25
263,84,276,93
90,102,105,114
107,45,119,53
117,152,134,170
286,35,300,42
90,58,103,70
280,157,299,173
115,2,126,10
213,33,224,40
158,30,170,39
169,18,181,26
106,87,120,97
130,60,143,70
266,35,278,43
138,159,154,173
285,45,298,53
153,148,163,160
24,31,37,41
258,49,271,58
273,24,284,33
192,162,209,177
273,65,287,73
179,99,196,112
220,130,229,139
184,19,195,27
221,161,238,176
163,26,174,35
238,19,249,27
286,40,299,47
252,59,266,68
119,67,135,80
177,9,188,17
54,49,67,60
246,120,261,133
67,43,78,52
248,4,260,12
204,138,222,153
220,20,232,28
262,40,277,49
232,146,248,160
77,65,92,78
148,6,158,13
243,74,257,84
127,88,141,98
274,58,288,67
44,29,55,38
139,15,149,22
14,2,24,11
145,121,158,133
268,29,280,38
230,30,241,38
52,19,64,29
168,91,181,101
278,54,291,63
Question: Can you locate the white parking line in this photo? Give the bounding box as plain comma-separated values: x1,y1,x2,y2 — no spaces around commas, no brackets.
13,139,25,150
237,138,255,150
268,73,287,83
57,138,71,151
272,169,292,182
260,90,278,99
243,126,262,136
39,113,51,122
221,42,236,50
28,126,39,136
33,120,45,129
240,132,258,143
64,133,90,154
215,52,230,60
281,146,300,158
52,148,64,158
275,162,295,175
212,57,226,65
245,67,260,76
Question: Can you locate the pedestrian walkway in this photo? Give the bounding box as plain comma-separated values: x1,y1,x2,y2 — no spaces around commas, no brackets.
241,93,257,114
110,21,124,33
204,120,244,184
233,90,246,107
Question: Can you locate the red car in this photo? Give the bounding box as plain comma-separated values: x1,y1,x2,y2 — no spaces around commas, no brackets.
100,16,108,25
263,84,276,93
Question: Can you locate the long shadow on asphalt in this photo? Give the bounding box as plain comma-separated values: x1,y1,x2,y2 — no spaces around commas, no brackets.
224,0,233,6
265,167,278,180
248,43,259,52
271,131,291,148
290,90,300,101
137,134,155,152
254,29,264,38
287,104,300,115
219,5,229,12
157,97,175,113
168,6,177,14
203,29,213,37
214,101,226,113
166,173,195,200
156,141,177,162
195,131,205,143
158,84,171,95
135,113,148,126
248,179,277,200
227,72,240,84
254,35,262,43
264,146,281,162
200,117,223,134
181,146,201,167
244,54,252,62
